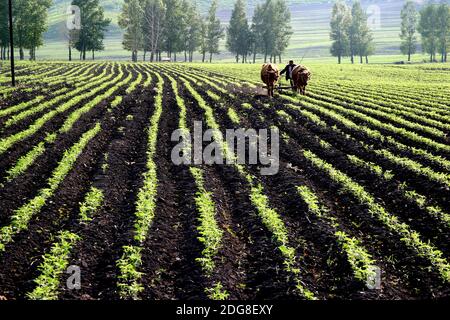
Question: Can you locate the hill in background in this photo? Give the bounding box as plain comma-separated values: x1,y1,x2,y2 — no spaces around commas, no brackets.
40,0,415,61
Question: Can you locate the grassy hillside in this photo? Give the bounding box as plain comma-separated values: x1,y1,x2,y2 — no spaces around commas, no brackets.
39,0,417,61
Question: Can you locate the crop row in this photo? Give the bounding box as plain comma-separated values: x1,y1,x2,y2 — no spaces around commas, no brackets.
170,65,450,174
0,64,124,156
3,65,144,188
182,69,450,227
303,149,450,282
169,66,450,281
27,187,104,300
116,72,164,299
166,72,230,299
178,74,316,299
314,82,450,119
0,123,102,252
170,67,391,288
3,64,118,128
311,84,450,130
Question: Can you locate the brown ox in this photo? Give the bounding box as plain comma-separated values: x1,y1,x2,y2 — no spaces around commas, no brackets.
291,65,311,95
261,63,280,98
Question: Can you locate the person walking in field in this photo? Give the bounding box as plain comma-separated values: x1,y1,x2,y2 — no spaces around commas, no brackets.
280,60,297,89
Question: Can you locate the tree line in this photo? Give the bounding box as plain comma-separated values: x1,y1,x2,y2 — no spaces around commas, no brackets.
118,0,292,63
0,0,52,61
69,0,111,61
400,1,450,63
227,0,292,63
329,1,374,64
4,0,447,64
0,0,110,61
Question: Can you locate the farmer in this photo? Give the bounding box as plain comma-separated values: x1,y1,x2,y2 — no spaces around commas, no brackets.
280,60,297,89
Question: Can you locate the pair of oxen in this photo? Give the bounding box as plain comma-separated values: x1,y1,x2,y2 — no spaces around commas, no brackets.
261,63,311,97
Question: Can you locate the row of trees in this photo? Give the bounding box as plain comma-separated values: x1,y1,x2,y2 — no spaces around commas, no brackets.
118,0,224,62
0,0,52,61
0,0,110,61
227,0,292,64
400,1,450,63
69,0,111,61
118,0,292,63
329,1,374,64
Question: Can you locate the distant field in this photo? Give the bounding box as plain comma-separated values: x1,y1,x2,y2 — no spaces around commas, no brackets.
39,0,414,61
0,61,449,300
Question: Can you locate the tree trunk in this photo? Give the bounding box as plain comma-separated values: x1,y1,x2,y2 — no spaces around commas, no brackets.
338,55,341,64
253,51,256,64
92,50,95,60
19,47,24,60
69,46,72,61
209,52,213,63
366,56,369,64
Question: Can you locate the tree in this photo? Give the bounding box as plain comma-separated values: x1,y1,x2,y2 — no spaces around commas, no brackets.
12,0,30,60
330,1,351,64
272,0,293,63
72,0,110,61
250,4,265,63
183,2,202,62
199,18,208,62
205,0,224,62
227,0,250,63
27,0,52,60
436,2,450,62
162,0,184,60
9,0,52,60
178,0,202,62
348,1,365,64
419,3,439,62
260,0,277,62
356,9,373,63
400,1,419,62
0,0,9,60
361,31,375,63
142,0,166,62
119,0,144,62
344,1,374,64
